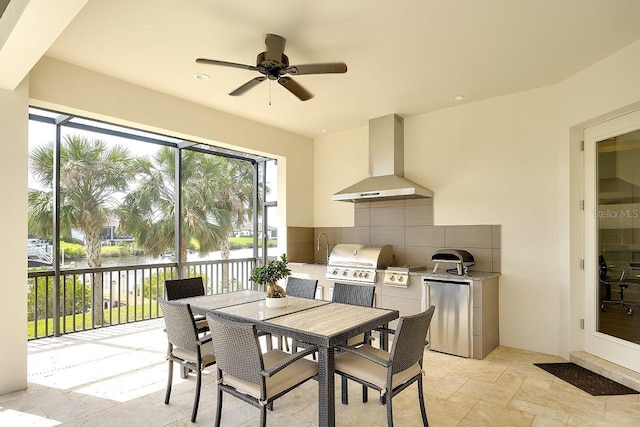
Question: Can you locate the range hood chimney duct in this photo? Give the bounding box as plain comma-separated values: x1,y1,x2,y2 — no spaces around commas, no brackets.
332,114,434,202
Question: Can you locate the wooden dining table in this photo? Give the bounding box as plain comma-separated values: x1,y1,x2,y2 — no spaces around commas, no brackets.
180,290,399,427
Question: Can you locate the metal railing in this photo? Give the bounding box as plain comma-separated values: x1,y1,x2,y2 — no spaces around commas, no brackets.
27,257,258,339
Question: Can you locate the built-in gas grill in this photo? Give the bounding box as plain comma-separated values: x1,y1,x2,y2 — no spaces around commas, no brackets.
326,244,394,284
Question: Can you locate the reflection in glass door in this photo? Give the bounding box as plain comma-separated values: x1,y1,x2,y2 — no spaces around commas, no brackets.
596,129,640,344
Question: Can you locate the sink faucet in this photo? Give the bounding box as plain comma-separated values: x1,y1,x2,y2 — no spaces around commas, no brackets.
317,232,329,263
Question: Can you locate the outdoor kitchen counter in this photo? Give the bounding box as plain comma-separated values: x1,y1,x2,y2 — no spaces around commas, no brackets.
289,262,499,359
419,271,500,359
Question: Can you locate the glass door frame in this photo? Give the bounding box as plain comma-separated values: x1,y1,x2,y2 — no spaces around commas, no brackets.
583,109,640,372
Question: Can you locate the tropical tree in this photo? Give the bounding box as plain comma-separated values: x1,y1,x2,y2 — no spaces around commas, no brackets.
212,157,257,259
212,157,258,288
118,147,260,288
28,134,140,325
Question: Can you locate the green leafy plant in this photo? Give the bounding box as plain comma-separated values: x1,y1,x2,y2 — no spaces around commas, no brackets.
250,254,291,297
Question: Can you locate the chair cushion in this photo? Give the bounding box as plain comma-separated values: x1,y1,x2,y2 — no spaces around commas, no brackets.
195,318,209,330
223,349,318,401
347,333,365,346
172,339,215,367
334,344,420,393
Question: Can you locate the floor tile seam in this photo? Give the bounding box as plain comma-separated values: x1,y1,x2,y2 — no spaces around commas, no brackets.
502,390,540,425
507,396,572,425
454,398,483,426
512,386,609,422
458,398,537,427
457,379,519,405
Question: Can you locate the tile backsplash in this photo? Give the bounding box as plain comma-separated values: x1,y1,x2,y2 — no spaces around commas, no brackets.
287,198,500,273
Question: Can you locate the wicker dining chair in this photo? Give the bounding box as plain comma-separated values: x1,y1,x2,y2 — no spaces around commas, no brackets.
332,282,376,346
263,277,318,351
158,298,216,423
164,276,209,332
334,305,436,427
292,282,375,357
285,277,318,298
206,313,318,427
272,276,318,352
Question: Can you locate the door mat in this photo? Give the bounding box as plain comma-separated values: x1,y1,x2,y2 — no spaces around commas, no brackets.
534,362,639,396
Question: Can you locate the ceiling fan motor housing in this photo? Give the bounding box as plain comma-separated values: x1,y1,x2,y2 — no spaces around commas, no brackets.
196,33,346,100
256,52,289,79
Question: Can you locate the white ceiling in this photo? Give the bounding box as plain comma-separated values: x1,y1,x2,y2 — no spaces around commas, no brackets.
32,0,640,137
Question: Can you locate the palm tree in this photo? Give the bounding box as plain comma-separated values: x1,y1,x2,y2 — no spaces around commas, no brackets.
211,157,257,260
28,135,140,325
118,147,260,288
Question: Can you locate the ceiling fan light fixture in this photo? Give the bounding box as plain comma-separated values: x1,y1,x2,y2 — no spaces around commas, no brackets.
194,73,210,81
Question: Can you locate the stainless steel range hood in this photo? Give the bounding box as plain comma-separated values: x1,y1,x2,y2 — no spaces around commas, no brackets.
332,114,433,202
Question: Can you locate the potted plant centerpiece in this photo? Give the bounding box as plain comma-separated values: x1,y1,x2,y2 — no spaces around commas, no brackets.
250,254,291,308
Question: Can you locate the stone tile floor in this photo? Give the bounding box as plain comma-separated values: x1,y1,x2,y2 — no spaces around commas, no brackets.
1,319,639,426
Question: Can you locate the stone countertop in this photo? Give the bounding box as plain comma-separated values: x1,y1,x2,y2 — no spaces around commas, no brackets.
289,262,327,266
290,263,499,282
417,270,500,281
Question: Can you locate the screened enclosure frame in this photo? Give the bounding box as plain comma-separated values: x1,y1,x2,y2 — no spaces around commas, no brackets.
28,106,276,336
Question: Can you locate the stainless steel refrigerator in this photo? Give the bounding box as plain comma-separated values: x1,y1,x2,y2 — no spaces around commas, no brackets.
422,278,471,358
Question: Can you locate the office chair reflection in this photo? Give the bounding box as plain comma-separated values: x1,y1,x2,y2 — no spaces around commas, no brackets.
599,255,639,316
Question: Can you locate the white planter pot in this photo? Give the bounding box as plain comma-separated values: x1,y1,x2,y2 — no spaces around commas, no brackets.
265,296,288,309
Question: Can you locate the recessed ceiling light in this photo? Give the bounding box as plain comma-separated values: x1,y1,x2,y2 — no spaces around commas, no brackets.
195,73,210,81
319,129,328,133
450,95,465,102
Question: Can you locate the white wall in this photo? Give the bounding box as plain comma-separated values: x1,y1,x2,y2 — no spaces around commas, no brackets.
406,87,562,355
0,78,28,394
314,126,367,226
29,57,315,228
314,39,640,359
315,87,563,355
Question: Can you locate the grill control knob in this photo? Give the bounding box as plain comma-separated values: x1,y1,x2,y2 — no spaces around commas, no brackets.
364,272,369,278
331,270,337,275
342,271,347,276
389,275,395,281
398,276,404,282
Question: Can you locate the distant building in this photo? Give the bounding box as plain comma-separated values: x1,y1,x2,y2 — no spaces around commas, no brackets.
230,222,277,239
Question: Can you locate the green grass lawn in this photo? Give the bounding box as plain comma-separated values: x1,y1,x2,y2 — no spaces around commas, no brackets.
28,303,161,339
58,238,277,259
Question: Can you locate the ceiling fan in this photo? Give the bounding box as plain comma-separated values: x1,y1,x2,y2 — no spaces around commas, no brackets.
196,33,347,101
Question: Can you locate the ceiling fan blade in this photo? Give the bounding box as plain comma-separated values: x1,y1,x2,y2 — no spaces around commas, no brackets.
264,33,286,63
284,62,347,75
229,76,266,96
277,76,313,101
196,58,257,71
